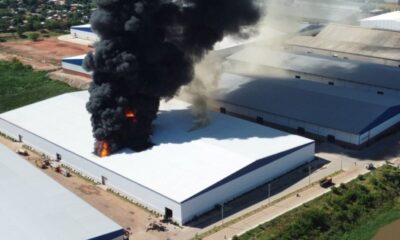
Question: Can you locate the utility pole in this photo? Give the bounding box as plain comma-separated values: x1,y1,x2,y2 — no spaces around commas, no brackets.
340,152,343,171
308,164,311,185
221,203,224,225
268,183,271,204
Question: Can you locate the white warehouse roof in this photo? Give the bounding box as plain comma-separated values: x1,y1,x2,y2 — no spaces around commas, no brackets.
71,23,92,32
0,144,124,240
215,73,400,135
228,47,400,91
361,11,400,22
0,91,313,203
360,11,400,32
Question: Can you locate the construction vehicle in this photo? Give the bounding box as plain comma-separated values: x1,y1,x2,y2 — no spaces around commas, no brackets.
16,148,28,156
35,159,47,169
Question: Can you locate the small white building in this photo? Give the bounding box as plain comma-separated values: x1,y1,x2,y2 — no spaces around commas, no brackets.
0,91,314,224
70,23,99,42
214,73,400,148
361,11,400,32
0,144,124,240
61,54,90,77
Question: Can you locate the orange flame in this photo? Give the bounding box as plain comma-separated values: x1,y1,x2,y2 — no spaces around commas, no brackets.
99,141,110,158
125,109,137,123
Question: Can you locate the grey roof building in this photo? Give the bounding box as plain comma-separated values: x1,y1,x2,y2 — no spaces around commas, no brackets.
0,144,124,240
286,24,400,67
215,73,400,147
227,47,400,95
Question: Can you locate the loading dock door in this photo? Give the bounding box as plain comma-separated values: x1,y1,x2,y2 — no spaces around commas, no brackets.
164,208,173,220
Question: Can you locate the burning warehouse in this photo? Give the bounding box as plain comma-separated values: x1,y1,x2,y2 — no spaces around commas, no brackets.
83,0,262,156
0,91,314,224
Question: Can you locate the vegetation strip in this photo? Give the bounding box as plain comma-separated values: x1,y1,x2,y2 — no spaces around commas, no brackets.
0,59,76,113
237,165,400,240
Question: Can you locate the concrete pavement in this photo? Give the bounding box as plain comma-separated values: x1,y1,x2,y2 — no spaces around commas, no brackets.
203,165,371,240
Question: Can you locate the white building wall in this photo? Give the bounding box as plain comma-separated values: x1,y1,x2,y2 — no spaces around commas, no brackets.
362,113,400,144
288,71,400,97
70,29,99,42
218,102,360,145
0,118,183,224
181,143,314,223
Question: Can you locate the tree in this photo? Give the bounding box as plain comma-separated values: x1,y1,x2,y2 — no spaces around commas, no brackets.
28,32,39,41
16,28,25,38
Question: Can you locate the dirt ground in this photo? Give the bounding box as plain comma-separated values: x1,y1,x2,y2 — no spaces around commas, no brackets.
48,70,91,89
0,136,191,240
0,38,91,70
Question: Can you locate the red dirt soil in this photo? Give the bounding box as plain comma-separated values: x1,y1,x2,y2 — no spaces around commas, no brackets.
0,38,91,70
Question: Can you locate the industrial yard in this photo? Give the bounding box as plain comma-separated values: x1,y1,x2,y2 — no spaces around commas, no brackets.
0,37,91,70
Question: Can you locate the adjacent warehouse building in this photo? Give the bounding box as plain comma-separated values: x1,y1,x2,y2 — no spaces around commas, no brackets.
70,23,99,42
360,11,400,32
0,91,314,224
0,144,124,240
226,47,400,96
214,73,400,147
61,54,90,77
286,23,400,67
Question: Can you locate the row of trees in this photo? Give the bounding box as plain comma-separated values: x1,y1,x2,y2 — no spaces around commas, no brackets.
0,0,94,33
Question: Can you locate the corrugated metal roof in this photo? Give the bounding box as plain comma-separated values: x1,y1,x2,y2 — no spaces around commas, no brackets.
215,73,400,134
361,11,400,21
0,144,123,240
286,23,400,61
267,1,360,23
0,92,313,203
317,24,400,47
228,47,400,90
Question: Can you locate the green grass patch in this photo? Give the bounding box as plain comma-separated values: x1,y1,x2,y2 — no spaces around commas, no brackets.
0,59,77,113
341,204,400,240
238,165,400,240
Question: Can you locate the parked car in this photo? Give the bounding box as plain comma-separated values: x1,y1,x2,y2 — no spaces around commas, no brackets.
366,163,375,170
320,177,333,188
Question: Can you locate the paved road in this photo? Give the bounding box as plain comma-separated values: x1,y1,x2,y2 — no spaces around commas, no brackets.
204,165,372,240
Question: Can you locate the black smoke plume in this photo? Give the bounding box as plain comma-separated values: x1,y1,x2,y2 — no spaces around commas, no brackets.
84,0,261,155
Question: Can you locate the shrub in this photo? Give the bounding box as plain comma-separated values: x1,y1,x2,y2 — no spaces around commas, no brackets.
28,32,40,41
331,186,341,195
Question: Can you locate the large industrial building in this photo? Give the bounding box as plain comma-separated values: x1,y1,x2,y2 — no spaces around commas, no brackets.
214,73,400,147
61,54,90,77
70,23,99,42
226,47,400,96
360,11,400,32
0,144,124,240
286,23,400,67
267,0,361,23
0,91,315,224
